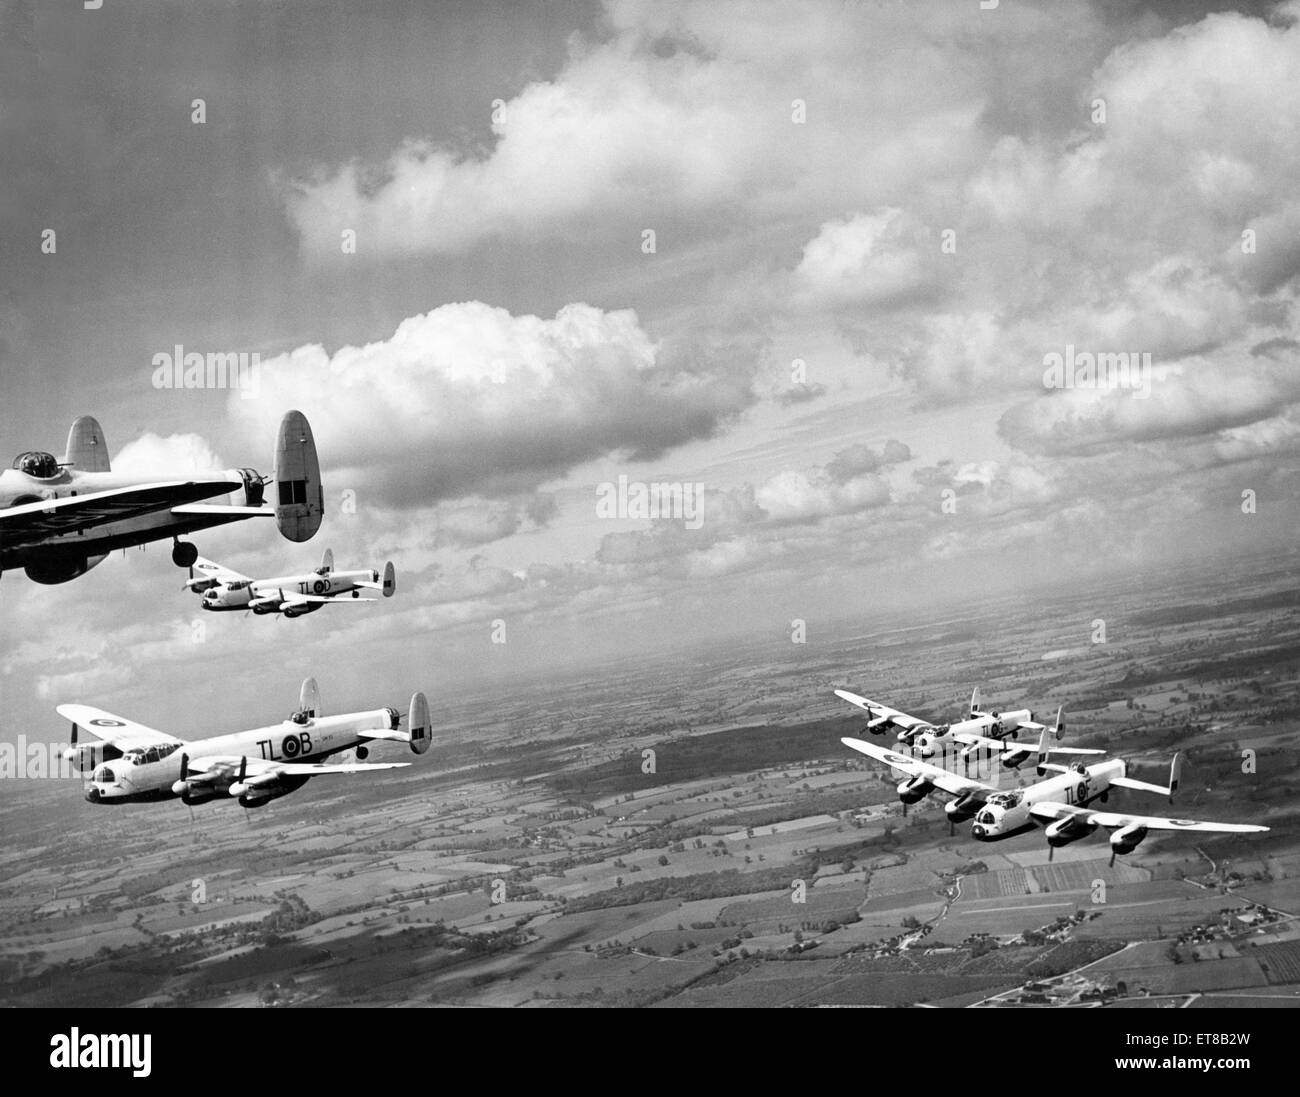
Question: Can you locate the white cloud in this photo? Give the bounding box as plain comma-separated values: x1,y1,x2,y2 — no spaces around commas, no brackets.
231,300,755,505
113,433,225,476
793,209,935,307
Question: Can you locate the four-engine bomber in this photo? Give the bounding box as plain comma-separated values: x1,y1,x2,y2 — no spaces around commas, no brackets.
63,677,429,808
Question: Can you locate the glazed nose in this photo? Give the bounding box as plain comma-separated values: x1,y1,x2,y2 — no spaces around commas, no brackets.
971,824,985,838
85,786,101,803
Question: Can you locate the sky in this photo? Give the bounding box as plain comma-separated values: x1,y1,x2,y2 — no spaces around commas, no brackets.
3,0,1300,739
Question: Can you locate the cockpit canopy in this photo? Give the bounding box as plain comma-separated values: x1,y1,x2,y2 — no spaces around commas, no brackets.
988,790,1023,808
123,743,182,766
14,451,59,478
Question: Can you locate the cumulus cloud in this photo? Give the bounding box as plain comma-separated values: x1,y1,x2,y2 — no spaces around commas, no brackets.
998,352,1300,456
431,493,558,548
113,433,225,476
231,301,756,506
279,1,1113,260
824,439,911,483
793,209,938,308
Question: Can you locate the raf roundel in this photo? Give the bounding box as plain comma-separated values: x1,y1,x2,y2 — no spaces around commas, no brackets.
90,718,125,727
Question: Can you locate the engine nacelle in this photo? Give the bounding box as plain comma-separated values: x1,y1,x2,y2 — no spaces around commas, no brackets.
1109,824,1148,856
25,553,107,585
1044,815,1097,847
233,773,308,806
945,792,981,821
238,790,280,808
62,741,121,772
172,781,224,806
897,775,932,804
1001,748,1030,770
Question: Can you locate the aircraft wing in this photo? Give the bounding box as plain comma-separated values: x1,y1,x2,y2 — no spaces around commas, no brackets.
278,592,377,606
840,737,993,797
170,504,272,518
187,556,252,586
1028,801,1268,833
953,732,1103,757
952,731,1017,753
56,705,183,751
834,690,933,735
187,754,408,784
266,760,409,776
0,480,241,548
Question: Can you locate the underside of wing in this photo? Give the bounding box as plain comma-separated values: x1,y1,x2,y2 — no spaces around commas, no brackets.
2,480,240,548
272,761,410,775
56,704,183,751
184,755,408,790
280,592,376,605
170,504,273,519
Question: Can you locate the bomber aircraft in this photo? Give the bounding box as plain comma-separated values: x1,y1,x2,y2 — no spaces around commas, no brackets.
60,677,429,808
841,734,1268,863
835,687,1095,764
185,548,396,617
0,411,323,585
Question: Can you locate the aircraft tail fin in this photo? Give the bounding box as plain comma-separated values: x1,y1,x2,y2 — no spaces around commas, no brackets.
969,687,981,717
408,691,430,755
63,416,110,473
1035,723,1050,767
274,410,323,542
1169,752,1183,803
382,561,396,597
1053,705,1065,740
299,676,321,718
